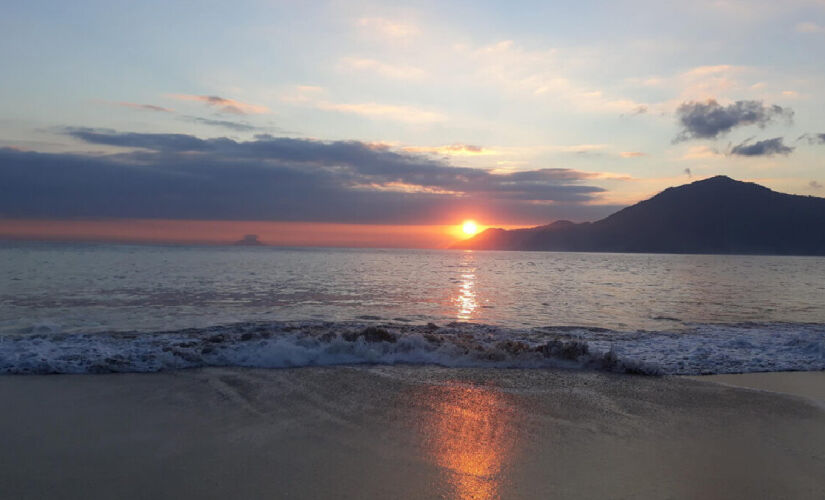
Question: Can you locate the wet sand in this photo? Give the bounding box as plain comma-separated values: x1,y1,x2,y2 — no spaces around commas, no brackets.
0,367,823,499
687,371,825,408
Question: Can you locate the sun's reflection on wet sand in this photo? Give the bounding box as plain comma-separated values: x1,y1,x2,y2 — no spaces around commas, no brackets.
454,252,478,320
417,382,518,500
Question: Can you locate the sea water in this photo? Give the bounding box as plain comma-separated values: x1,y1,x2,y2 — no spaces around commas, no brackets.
1,241,823,374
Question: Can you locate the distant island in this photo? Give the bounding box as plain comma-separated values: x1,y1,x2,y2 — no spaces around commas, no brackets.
234,234,265,246
453,176,825,255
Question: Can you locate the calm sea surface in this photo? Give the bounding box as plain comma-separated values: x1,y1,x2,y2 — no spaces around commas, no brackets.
2,242,824,334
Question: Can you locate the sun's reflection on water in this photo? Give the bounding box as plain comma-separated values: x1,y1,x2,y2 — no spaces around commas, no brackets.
417,382,518,500
454,252,478,320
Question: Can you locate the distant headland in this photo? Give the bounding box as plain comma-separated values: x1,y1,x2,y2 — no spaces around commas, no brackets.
234,234,265,246
453,176,825,255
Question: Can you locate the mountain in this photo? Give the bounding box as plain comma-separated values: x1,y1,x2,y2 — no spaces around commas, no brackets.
452,176,825,255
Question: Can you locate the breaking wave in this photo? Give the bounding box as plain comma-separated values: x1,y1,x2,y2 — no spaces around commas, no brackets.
0,321,822,375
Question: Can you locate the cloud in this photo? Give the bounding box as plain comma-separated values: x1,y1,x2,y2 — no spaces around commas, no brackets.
280,85,326,105
339,57,426,80
675,65,746,101
65,127,214,151
401,144,492,156
797,133,825,144
545,144,609,154
675,99,794,141
809,180,823,189
682,65,740,78
357,17,419,38
681,145,723,160
796,22,825,33
115,102,174,113
281,85,445,124
457,40,647,113
730,137,794,157
169,94,268,115
619,151,646,158
619,105,648,118
634,65,768,108
0,130,621,225
112,100,263,132
315,101,446,123
181,116,260,132
684,168,693,178
112,101,266,132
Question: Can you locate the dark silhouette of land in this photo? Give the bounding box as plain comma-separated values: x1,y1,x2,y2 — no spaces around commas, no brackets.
234,234,265,246
453,176,825,255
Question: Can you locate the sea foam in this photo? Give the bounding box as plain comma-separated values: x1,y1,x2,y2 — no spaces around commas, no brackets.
0,321,822,375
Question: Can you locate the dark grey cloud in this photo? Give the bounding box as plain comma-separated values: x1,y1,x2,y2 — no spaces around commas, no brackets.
619,105,648,118
809,180,823,190
0,131,620,224
113,98,266,132
182,116,260,132
115,102,174,113
65,127,217,152
730,137,794,157
797,133,825,145
675,99,793,141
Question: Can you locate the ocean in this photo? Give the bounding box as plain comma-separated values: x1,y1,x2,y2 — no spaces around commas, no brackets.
1,241,823,375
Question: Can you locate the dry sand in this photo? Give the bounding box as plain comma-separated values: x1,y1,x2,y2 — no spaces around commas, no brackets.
0,367,823,499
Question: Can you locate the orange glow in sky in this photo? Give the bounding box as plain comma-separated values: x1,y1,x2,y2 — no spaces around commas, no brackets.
0,218,525,249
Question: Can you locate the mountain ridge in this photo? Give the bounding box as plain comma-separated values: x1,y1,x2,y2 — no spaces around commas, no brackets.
452,176,825,255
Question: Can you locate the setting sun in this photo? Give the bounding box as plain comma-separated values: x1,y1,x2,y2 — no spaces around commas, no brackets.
462,220,479,236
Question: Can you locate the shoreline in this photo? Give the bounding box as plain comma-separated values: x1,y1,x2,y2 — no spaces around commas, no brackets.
685,370,825,408
0,366,823,499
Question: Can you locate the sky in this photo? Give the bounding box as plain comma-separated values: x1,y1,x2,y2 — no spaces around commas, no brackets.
1,0,824,247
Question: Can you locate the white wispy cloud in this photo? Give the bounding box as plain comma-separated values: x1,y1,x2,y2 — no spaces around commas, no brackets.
796,21,825,33
339,57,427,80
356,17,419,39
281,85,445,123
316,101,446,123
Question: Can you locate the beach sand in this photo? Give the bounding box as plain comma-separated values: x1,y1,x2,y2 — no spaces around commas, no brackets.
686,371,825,408
0,367,823,499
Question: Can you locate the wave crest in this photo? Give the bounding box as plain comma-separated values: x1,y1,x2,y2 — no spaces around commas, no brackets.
1,320,821,375
0,322,656,375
